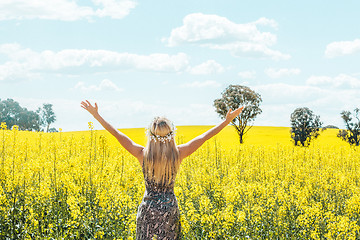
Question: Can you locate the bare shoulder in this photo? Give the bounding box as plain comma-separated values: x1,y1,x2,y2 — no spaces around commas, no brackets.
136,148,145,166
177,145,186,162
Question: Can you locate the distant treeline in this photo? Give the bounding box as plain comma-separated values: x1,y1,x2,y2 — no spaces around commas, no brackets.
0,98,56,132
214,84,359,147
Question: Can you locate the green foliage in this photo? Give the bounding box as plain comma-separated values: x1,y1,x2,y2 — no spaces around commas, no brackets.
0,98,40,131
290,107,322,147
0,99,57,132
214,85,262,143
37,103,57,132
48,127,59,133
337,108,360,146
0,184,30,239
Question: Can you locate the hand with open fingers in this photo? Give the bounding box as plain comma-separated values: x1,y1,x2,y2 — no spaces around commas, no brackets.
225,106,244,123
81,100,99,116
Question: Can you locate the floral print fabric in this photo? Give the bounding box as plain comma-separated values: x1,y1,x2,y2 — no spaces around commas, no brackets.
136,165,181,239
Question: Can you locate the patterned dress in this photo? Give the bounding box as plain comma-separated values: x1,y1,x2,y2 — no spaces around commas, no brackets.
136,162,181,240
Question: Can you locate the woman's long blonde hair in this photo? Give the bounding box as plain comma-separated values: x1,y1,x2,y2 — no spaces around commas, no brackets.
143,117,180,185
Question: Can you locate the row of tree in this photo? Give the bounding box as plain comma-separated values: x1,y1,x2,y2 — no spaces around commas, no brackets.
290,107,360,147
2,86,358,146
214,85,360,147
0,98,57,132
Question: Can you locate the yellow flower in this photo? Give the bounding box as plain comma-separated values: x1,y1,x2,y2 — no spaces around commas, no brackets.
1,122,7,130
237,210,246,223
95,231,105,239
12,125,19,131
88,121,94,130
0,125,358,238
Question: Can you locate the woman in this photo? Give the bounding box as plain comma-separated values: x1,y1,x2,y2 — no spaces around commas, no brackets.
81,100,244,240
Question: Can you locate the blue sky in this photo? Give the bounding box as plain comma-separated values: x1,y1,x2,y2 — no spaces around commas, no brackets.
1,0,360,131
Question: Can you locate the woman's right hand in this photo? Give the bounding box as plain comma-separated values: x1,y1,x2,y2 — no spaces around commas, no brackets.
81,100,99,116
225,106,244,123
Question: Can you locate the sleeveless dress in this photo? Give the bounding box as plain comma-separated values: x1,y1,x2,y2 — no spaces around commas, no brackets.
136,161,181,240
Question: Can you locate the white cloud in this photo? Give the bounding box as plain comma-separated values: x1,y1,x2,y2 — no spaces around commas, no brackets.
306,76,332,86
93,0,137,19
306,74,360,88
238,70,256,79
0,62,32,81
0,43,190,81
164,13,290,60
325,39,360,58
253,83,326,104
12,96,222,131
251,83,360,127
12,81,359,131
72,79,123,92
253,17,278,29
187,60,224,75
165,13,277,46
204,42,290,60
0,0,136,21
265,68,301,78
181,80,221,88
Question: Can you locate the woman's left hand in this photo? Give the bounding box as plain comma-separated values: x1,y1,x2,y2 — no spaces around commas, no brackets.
81,100,99,116
225,106,244,123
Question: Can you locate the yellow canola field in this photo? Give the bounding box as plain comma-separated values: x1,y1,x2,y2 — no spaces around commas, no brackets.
0,125,359,239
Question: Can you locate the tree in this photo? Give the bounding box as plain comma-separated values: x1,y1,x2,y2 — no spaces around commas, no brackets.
0,98,41,131
337,108,360,146
38,103,56,132
0,98,59,132
323,125,339,129
214,85,262,144
18,109,41,131
48,127,58,133
0,98,23,129
290,107,322,146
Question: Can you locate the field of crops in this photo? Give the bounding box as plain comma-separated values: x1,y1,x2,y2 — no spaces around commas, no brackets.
1,123,359,239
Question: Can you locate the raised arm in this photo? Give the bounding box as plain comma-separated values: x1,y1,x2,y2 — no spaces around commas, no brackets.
81,100,144,164
178,106,244,160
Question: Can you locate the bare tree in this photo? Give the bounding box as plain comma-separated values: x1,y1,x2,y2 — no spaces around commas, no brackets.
337,108,360,146
214,85,262,144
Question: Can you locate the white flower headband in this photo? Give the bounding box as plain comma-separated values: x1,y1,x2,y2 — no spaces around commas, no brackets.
146,120,176,143
148,131,175,143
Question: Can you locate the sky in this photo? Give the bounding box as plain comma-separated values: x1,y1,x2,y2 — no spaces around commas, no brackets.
1,0,360,131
